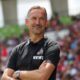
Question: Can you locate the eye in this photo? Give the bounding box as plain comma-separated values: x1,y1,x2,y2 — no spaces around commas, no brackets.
40,17,45,20
31,17,37,20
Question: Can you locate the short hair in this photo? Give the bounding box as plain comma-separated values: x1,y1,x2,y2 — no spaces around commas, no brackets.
27,6,47,19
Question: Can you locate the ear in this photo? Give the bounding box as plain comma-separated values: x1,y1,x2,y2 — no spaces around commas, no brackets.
25,19,29,26
45,20,48,28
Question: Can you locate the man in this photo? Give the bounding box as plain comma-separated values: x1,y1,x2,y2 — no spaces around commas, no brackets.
1,6,60,80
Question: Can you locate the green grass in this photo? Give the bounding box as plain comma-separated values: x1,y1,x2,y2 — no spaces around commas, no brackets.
59,16,73,25
0,24,29,39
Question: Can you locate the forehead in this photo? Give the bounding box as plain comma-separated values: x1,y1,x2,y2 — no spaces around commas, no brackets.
29,9,45,17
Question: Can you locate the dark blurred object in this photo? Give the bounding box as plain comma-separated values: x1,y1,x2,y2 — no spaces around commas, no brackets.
62,74,73,80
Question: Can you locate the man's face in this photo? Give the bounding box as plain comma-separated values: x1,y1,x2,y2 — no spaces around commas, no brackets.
26,9,47,35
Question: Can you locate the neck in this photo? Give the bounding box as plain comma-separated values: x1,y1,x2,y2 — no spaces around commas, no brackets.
29,33,44,43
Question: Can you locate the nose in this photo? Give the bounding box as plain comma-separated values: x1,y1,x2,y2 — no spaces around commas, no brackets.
36,18,40,25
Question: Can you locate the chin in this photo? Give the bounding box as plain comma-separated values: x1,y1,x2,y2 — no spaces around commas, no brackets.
34,32,42,35
34,31,43,35
32,29,44,35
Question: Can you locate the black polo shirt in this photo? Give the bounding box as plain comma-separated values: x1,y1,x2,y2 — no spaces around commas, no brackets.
7,38,60,80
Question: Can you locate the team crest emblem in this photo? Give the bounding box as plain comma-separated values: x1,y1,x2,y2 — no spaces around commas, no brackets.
37,48,43,55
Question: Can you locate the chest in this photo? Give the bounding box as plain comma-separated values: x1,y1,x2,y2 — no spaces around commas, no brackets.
16,44,45,70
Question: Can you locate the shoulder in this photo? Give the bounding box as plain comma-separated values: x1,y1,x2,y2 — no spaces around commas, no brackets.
16,41,27,48
13,41,28,52
45,38,60,50
44,38,60,66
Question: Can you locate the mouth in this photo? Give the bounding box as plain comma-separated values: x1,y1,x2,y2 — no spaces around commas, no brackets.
33,25,42,29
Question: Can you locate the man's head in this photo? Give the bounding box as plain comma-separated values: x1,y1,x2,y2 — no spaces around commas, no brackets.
25,6,48,35
27,6,47,19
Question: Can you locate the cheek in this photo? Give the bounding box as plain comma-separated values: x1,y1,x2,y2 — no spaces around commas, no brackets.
42,21,47,26
30,21,35,26
28,21,33,27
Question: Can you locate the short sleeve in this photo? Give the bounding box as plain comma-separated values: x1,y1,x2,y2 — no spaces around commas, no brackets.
7,47,18,70
45,41,60,67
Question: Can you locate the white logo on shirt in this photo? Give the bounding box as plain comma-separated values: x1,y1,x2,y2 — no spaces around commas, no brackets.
33,56,43,60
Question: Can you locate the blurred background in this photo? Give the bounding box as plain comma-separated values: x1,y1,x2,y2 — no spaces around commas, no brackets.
0,0,80,80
